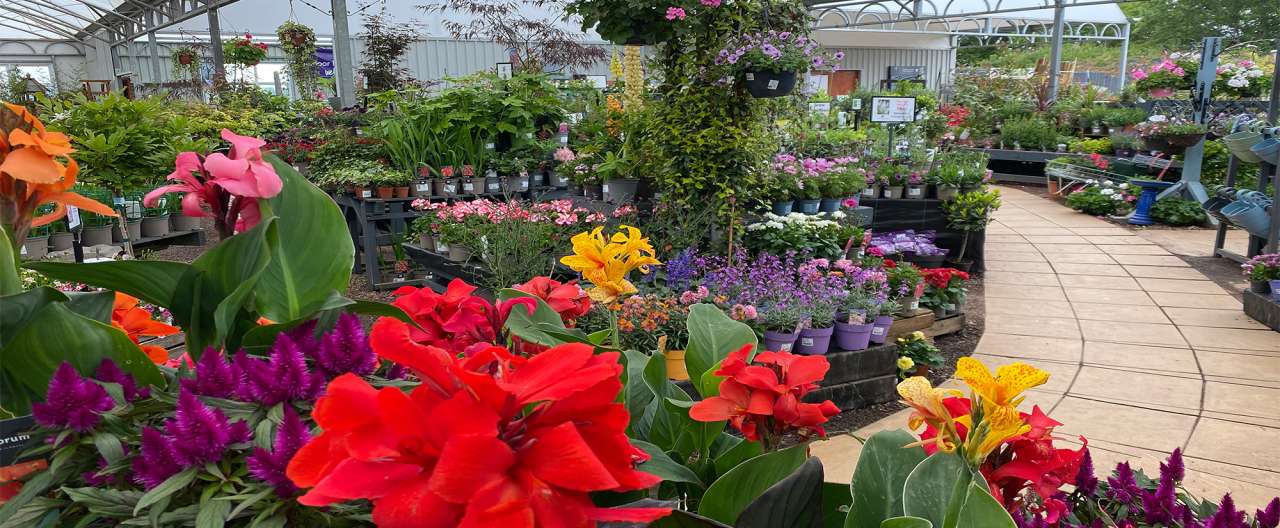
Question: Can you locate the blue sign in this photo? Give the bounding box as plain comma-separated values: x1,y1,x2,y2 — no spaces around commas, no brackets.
316,47,335,78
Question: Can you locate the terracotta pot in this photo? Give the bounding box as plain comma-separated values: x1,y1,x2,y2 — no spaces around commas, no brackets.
913,364,930,378
376,186,395,199
177,53,194,65
394,186,410,199
353,186,372,200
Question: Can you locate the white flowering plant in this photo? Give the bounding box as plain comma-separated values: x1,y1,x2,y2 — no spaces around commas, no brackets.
743,211,859,260
1215,59,1272,98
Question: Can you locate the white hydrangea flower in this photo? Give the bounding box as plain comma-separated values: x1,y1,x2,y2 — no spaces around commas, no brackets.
1246,69,1264,78
1100,188,1115,196
1228,76,1248,88
1111,194,1124,201
1149,115,1168,123
765,221,785,229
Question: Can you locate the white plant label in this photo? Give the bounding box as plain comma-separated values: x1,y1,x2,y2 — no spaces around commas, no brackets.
745,72,755,81
488,182,500,192
66,206,81,229
862,188,875,197
415,183,429,192
463,182,474,192
520,180,529,190
602,184,610,193
767,80,779,90
871,327,885,336
361,190,372,198
800,337,814,347
909,188,922,197
779,342,792,352
444,184,456,194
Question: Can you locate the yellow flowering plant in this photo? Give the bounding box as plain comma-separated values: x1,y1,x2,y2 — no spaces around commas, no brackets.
560,224,660,347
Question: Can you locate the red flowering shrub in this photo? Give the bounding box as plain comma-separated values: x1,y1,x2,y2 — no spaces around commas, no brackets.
371,279,504,356
689,345,840,450
286,342,670,527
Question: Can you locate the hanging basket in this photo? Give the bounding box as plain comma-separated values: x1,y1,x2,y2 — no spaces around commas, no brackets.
284,30,309,47
744,70,797,98
177,53,194,65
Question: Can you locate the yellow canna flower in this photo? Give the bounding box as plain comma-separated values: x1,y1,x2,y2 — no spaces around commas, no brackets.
955,356,1048,413
965,405,1031,464
896,376,963,452
560,225,661,303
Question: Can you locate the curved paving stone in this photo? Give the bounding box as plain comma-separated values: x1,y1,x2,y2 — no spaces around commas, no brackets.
820,186,1280,509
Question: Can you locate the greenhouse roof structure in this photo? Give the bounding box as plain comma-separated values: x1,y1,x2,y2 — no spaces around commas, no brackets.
809,0,1129,41
0,0,241,44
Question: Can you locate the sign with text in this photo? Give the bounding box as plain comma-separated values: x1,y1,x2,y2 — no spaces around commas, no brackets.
316,47,335,78
869,96,917,123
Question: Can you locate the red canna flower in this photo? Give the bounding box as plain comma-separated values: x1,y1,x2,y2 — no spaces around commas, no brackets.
286,342,670,527
372,279,503,356
984,406,1088,508
513,276,591,324
690,345,839,450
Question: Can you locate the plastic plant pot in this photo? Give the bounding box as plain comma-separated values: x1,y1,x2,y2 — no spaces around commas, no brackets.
794,326,833,355
762,330,799,353
819,198,842,213
869,315,894,344
833,322,873,351
744,70,797,98
1128,180,1175,226
1223,131,1264,163
141,215,170,238
796,199,820,214
1250,137,1280,165
602,178,639,203
1271,280,1280,302
771,200,794,215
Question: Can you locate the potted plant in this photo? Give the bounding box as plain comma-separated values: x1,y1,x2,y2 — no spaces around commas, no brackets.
761,301,803,353
1243,253,1280,300
833,294,874,351
434,166,458,197
1137,117,1207,154
905,171,927,199
881,164,907,199
595,149,639,203
941,188,1002,272
564,0,676,46
550,147,576,188
861,172,880,200
1131,59,1188,98
276,21,318,95
793,170,823,214
895,331,944,378
1110,132,1141,158
920,267,969,317
868,299,899,345
222,33,269,67
138,203,170,238
81,212,114,246
167,193,202,231
22,225,49,260
796,300,836,355
717,32,842,98
48,219,73,251
373,167,397,200
170,45,201,81
411,166,433,197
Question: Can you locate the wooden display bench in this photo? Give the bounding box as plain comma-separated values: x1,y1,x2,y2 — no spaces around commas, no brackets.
130,229,206,249
1243,291,1280,332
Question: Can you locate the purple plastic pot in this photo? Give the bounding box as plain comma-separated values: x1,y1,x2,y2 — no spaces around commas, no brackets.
869,315,894,344
795,326,834,355
762,330,799,353
834,322,874,351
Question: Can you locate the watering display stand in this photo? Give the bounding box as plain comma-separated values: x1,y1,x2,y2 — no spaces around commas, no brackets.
1128,179,1175,226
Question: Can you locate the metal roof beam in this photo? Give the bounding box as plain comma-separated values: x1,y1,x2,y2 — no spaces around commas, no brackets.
813,0,1127,29
106,0,242,45
0,11,83,41
0,20,66,41
12,0,121,40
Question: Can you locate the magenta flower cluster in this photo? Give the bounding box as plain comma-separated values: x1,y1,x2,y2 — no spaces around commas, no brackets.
133,390,252,488
246,406,312,496
32,363,115,433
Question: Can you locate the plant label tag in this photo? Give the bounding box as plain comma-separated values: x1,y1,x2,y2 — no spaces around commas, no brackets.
437,242,449,253
445,184,456,194
602,184,610,193
799,337,813,347
485,143,495,150
745,72,755,81
560,135,569,145
909,187,922,197
767,79,779,90
521,180,529,190
19,245,25,255
415,183,429,192
909,298,920,310
871,327,885,336
463,182,474,192
488,181,500,192
779,342,792,352
361,190,372,198
392,276,405,282
862,188,875,197
66,206,81,229
525,132,534,140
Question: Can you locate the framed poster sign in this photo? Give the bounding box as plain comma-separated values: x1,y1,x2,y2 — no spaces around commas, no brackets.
496,62,514,80
869,96,916,123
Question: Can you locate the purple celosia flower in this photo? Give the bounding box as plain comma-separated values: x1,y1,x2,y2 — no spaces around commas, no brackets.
32,362,114,432
1208,494,1246,528
386,363,408,380
1256,497,1280,528
285,320,320,351
1075,448,1098,496
94,359,149,402
165,390,250,468
182,347,242,399
311,313,376,379
235,333,324,406
247,406,311,496
132,427,182,489
1106,462,1140,504
1165,447,1185,483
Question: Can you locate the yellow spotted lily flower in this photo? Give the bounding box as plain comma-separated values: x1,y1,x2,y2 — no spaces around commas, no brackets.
560,225,660,304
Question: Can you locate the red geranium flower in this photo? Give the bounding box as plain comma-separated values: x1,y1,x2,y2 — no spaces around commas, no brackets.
690,345,839,449
286,343,670,527
513,276,591,323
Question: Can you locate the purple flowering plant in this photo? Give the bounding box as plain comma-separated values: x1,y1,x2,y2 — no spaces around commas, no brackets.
8,313,383,526
1242,253,1280,281
715,30,843,74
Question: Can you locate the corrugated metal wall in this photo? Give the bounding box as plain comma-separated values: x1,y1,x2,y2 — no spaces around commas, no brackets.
830,47,957,91
115,38,617,86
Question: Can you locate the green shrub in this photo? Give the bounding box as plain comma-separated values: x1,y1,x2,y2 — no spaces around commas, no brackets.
1000,118,1059,150
1151,198,1208,226
1066,187,1125,216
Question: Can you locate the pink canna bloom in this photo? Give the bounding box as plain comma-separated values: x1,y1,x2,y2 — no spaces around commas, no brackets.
143,129,282,239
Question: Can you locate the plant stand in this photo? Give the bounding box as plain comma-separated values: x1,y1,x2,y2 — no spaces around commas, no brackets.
334,193,431,291
1128,180,1175,225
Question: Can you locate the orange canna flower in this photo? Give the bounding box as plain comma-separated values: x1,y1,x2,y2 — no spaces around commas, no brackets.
0,103,116,247
111,292,180,364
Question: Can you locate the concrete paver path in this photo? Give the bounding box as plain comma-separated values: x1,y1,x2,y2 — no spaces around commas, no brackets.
813,185,1280,509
